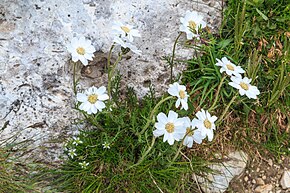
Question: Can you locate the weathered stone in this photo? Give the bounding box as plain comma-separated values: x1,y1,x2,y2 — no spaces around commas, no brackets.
256,178,265,186
254,184,273,193
280,170,290,189
197,151,248,193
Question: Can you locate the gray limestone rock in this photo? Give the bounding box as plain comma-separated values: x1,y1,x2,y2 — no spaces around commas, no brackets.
197,151,249,193
280,170,290,189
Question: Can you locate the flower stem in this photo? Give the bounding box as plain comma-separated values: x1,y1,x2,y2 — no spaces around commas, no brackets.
138,96,173,136
208,76,226,112
217,92,239,125
107,45,114,98
73,61,77,95
107,49,122,99
127,137,156,170
170,33,182,83
172,142,184,163
107,45,114,70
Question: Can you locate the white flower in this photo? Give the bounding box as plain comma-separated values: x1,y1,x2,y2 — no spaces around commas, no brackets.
79,161,89,169
153,110,186,145
72,137,83,146
68,148,77,158
179,11,207,40
77,86,109,114
168,82,189,110
67,36,96,66
102,142,110,149
182,117,205,147
112,21,141,42
192,109,217,142
215,57,245,78
113,36,142,55
63,142,68,151
229,76,260,99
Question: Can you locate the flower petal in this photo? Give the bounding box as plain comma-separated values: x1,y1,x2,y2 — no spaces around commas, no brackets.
168,110,178,122
153,129,164,137
157,113,168,124
77,93,87,102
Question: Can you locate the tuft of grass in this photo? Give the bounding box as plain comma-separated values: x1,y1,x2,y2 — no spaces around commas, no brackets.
0,134,36,193
45,77,210,192
183,0,289,159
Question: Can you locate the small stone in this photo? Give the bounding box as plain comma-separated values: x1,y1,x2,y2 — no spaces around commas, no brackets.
281,156,285,161
276,190,281,193
262,175,267,180
256,167,260,172
256,178,265,185
268,159,273,166
254,184,273,193
244,176,249,182
280,170,290,189
197,151,248,193
252,179,256,184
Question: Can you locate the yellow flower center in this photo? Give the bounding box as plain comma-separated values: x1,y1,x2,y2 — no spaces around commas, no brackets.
179,90,186,99
121,26,130,33
165,122,175,133
188,20,197,30
226,64,235,71
88,94,98,104
203,119,212,129
240,82,249,90
186,127,194,136
76,47,86,55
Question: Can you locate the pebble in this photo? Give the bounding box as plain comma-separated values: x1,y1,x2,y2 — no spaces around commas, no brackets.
252,179,256,184
256,178,265,185
268,159,273,166
244,176,249,182
281,156,285,161
262,175,267,180
280,170,290,189
256,167,260,172
254,184,273,193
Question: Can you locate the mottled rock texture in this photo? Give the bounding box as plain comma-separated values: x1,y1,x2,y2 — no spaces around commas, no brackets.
197,151,249,193
0,0,222,161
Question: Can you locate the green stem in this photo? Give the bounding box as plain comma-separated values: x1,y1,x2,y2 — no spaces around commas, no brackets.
172,141,184,163
107,45,114,97
107,51,122,98
73,61,77,95
170,33,182,83
217,92,239,125
138,96,173,136
107,45,114,69
208,76,226,112
127,137,156,170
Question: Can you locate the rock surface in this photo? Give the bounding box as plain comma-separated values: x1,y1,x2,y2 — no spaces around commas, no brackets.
254,184,273,193
280,170,290,189
0,0,222,161
228,155,290,193
197,151,248,193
